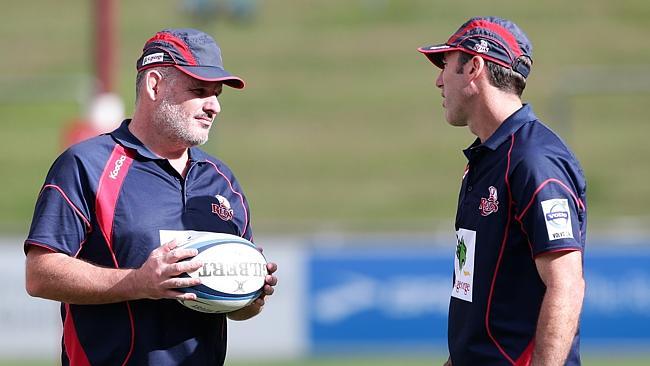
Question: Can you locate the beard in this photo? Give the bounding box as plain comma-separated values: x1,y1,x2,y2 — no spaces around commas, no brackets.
152,95,210,147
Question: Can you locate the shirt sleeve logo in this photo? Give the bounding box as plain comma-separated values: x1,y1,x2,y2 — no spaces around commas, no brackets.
541,198,574,240
212,195,234,221
478,186,499,216
452,228,476,302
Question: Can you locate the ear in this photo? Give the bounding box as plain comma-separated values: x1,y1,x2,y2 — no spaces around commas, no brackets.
144,70,164,101
467,55,486,82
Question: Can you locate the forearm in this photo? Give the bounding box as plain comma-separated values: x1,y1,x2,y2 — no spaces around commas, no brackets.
532,278,584,365
26,249,140,304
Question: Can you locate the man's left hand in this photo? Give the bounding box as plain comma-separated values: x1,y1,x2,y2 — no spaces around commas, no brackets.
227,262,278,321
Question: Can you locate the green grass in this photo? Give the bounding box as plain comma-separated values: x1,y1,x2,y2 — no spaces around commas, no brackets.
1,0,649,234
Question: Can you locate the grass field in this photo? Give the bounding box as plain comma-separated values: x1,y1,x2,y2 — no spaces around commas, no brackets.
1,356,649,366
1,2,649,363
0,0,650,366
1,0,649,234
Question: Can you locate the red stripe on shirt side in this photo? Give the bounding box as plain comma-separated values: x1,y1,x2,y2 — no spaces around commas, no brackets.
94,144,137,366
96,145,134,255
120,306,136,366
514,339,535,366
515,219,536,259
515,179,585,222
63,303,92,366
504,135,515,207
509,155,535,260
485,134,517,365
205,160,251,240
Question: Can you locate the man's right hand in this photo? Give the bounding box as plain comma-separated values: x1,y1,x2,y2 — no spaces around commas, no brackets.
132,240,204,301
25,240,203,304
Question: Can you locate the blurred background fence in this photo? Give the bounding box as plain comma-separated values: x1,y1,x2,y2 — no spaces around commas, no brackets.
1,0,649,364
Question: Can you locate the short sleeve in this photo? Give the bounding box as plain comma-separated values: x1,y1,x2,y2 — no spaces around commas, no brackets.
510,151,586,256
25,151,91,256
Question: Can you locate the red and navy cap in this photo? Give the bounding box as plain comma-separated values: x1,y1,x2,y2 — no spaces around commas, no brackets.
136,28,245,89
418,17,533,78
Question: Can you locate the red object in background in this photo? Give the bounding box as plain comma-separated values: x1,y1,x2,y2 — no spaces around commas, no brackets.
62,0,120,149
62,93,125,149
95,0,117,94
62,119,103,148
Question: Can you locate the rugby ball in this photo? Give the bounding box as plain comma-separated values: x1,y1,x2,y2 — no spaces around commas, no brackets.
176,232,267,313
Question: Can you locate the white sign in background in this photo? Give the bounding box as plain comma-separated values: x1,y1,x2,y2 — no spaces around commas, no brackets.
2,237,305,361
0,238,61,359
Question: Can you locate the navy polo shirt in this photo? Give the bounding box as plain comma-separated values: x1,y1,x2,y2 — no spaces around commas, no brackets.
449,105,587,366
25,120,253,366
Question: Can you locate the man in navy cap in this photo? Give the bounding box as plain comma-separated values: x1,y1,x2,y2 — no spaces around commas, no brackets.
24,28,278,365
418,17,587,365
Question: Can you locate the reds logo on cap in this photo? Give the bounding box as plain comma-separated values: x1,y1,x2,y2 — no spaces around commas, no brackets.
417,16,533,78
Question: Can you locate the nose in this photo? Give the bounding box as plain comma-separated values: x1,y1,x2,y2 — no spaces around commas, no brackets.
203,95,221,117
435,70,443,89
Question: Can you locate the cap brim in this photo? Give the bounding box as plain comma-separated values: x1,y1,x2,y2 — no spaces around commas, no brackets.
174,65,245,89
417,44,462,69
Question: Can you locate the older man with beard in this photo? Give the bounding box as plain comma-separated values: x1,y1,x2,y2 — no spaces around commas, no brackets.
24,28,278,366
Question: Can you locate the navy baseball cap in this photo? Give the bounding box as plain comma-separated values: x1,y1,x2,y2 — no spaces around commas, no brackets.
418,17,533,78
136,28,245,89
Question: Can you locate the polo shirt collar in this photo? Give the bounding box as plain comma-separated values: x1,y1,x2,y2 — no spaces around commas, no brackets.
110,120,209,162
110,120,160,159
463,104,537,158
188,146,210,162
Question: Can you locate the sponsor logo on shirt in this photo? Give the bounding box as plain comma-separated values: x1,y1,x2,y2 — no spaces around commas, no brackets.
109,155,127,180
541,198,574,240
452,228,476,302
479,186,499,216
212,195,234,221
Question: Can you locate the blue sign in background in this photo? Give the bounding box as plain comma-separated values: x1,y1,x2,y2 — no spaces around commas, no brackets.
307,239,650,353
308,244,453,352
581,246,650,343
